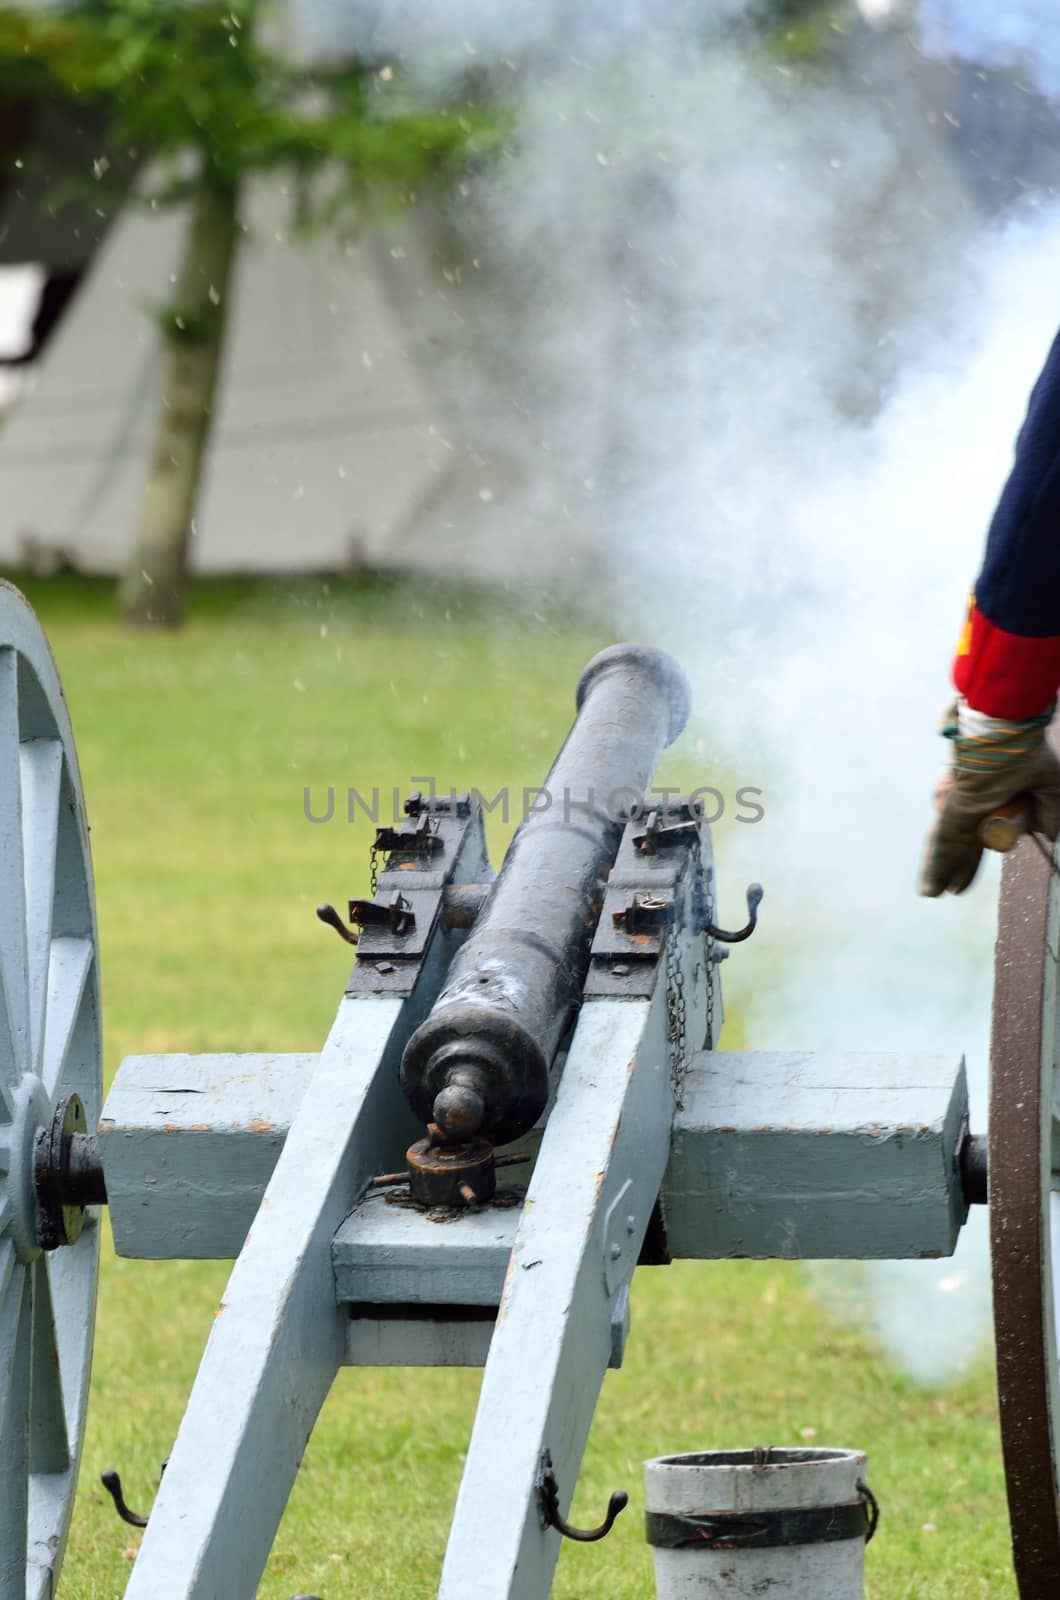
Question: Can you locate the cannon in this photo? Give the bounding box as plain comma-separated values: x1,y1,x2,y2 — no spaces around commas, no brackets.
0,575,1056,1599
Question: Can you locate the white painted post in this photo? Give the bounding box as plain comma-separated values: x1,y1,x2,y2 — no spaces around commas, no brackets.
644,1448,870,1600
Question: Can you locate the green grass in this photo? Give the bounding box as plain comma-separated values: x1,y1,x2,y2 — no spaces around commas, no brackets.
10,574,1013,1599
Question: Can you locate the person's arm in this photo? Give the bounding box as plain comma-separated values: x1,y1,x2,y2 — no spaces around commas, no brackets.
920,330,1060,896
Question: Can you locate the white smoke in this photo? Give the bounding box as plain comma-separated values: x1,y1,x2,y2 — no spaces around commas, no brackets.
467,39,1059,1385
298,1,1060,1382
919,0,1060,101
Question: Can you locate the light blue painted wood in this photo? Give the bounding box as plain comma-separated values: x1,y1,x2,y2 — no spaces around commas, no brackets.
0,1272,30,1600
334,1197,517,1306
0,584,102,1600
19,738,62,1072
99,1053,318,1259
439,991,674,1600
122,996,406,1600
122,798,491,1600
342,1292,634,1371
103,1045,972,1276
665,1051,969,1260
345,1314,496,1367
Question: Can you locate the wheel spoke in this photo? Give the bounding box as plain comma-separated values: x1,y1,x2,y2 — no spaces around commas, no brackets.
20,740,62,1076
0,650,29,1105
0,1244,20,1437
41,938,94,1102
0,1127,9,1240
44,1222,96,1452
28,1255,69,1476
0,1254,30,1599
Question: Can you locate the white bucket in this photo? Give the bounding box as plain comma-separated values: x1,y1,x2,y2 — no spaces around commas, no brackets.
643,1447,873,1600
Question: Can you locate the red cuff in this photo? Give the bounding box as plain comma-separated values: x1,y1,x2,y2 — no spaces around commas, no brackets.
954,605,1060,718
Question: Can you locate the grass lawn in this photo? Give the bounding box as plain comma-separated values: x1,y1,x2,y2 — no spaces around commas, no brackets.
10,574,1014,1599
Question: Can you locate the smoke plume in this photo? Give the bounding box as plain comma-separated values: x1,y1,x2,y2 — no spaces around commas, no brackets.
298,0,1060,1382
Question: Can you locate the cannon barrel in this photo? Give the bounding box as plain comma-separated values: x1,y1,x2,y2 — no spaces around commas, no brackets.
399,642,691,1148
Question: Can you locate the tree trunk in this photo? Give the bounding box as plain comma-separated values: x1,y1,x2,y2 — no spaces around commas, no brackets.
118,176,239,627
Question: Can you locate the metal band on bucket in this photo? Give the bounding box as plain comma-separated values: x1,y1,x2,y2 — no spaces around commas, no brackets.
645,1498,872,1551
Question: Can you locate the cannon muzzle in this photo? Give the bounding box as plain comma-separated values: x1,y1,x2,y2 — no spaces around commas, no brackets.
399,642,691,1149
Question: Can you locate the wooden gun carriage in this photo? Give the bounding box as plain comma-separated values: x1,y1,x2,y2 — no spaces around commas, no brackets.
0,579,1056,1599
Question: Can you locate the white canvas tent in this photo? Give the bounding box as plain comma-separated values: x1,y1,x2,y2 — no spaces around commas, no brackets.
0,179,583,581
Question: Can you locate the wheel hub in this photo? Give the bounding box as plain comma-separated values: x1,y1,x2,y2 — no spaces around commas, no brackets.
4,1071,52,1263
35,1091,104,1250
2,1079,103,1261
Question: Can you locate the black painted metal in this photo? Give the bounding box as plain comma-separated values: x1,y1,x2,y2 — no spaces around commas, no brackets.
345,796,488,997
959,1132,989,1207
537,1449,629,1543
400,644,691,1146
34,1093,107,1249
644,1501,871,1550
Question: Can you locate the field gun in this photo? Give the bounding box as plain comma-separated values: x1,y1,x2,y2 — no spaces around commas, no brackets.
0,578,1057,1599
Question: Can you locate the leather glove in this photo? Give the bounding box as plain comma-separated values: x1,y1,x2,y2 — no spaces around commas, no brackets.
919,701,1060,897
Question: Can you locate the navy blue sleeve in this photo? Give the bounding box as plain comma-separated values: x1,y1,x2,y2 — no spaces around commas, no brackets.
976,326,1060,639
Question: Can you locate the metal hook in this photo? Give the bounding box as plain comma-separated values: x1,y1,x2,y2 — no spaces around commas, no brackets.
316,903,358,945
101,1458,168,1528
705,882,764,944
536,1449,628,1543
857,1479,880,1544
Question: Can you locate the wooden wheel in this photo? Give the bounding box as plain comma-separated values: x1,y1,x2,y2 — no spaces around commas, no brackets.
990,804,1060,1599
0,582,101,1600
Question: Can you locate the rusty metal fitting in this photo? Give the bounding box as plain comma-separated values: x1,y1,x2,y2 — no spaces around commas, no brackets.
433,1071,487,1141
406,1134,497,1208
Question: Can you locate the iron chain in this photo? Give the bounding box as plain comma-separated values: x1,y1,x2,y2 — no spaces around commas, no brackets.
666,832,723,1094
703,859,716,1051
666,828,715,1091
665,921,687,1094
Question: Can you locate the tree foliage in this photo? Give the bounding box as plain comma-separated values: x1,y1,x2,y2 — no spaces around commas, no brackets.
0,0,511,626
0,0,510,218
